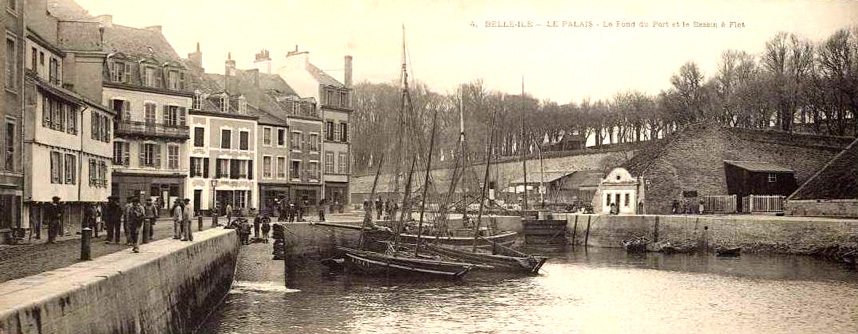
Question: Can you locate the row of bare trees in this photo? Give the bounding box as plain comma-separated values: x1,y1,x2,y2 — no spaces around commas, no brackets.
351,28,858,175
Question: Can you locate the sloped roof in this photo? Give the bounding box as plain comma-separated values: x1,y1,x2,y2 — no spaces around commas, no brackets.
102,24,182,63
509,171,574,185
307,63,344,88
789,137,858,200
724,160,794,173
562,170,604,189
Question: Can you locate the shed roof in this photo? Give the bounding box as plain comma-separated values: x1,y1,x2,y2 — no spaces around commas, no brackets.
509,171,574,185
724,160,794,173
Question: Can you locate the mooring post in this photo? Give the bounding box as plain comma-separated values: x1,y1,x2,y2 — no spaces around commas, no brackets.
653,215,660,243
198,215,204,231
80,227,91,261
571,215,579,247
584,215,592,248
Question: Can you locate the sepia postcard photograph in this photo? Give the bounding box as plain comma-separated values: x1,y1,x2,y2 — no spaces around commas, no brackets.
0,0,857,333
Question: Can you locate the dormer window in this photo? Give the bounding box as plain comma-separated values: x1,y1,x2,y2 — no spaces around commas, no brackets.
221,93,229,113
325,89,334,105
109,60,130,83
292,101,299,115
238,96,247,114
143,65,162,88
192,90,203,110
339,91,348,108
166,70,186,91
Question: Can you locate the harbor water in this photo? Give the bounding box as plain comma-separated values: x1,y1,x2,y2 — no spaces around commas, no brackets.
199,244,858,334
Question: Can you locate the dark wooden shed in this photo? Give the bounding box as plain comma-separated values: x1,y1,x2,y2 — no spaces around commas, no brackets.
724,160,798,211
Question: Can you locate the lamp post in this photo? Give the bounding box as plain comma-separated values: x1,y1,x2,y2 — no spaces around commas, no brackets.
211,179,219,226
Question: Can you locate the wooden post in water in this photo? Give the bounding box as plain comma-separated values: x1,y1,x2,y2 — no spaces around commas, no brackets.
571,215,579,247
584,215,592,247
653,215,660,243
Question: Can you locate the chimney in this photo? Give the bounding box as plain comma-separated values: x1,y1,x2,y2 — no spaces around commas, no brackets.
225,52,236,76
95,14,113,28
284,45,309,71
144,25,162,33
188,42,203,70
254,49,272,74
344,55,353,88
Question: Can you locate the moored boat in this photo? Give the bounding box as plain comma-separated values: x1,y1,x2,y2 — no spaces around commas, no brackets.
423,244,547,274
337,246,473,279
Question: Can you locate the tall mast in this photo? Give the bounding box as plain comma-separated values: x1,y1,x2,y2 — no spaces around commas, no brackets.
359,154,385,250
390,25,408,203
520,76,528,211
473,107,496,252
415,106,439,256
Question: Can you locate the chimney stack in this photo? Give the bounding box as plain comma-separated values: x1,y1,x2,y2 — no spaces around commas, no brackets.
188,42,203,70
344,55,353,88
225,52,236,76
254,49,272,74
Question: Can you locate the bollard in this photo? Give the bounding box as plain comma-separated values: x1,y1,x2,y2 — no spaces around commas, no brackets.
80,227,92,261
212,214,218,227
142,219,151,244
198,215,204,231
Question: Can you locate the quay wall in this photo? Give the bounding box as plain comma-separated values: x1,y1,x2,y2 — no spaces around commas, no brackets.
555,213,858,254
0,228,239,334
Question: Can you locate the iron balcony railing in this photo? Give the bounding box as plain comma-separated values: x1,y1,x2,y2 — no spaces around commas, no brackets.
115,120,189,139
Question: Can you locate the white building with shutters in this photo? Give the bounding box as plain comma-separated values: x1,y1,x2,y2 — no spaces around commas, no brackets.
99,18,192,209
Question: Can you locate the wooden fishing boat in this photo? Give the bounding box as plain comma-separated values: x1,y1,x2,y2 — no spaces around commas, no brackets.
337,246,472,279
423,244,547,274
715,247,742,257
622,238,649,253
395,230,518,248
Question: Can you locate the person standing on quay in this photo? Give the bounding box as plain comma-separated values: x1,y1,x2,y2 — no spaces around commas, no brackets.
45,196,63,244
172,199,184,239
104,196,123,244
126,197,145,253
253,212,261,240
260,216,271,243
375,197,383,220
82,202,96,238
295,199,303,222
143,198,158,243
225,203,234,226
182,198,194,241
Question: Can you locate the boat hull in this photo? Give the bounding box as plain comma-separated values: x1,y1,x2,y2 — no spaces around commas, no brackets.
425,244,547,274
386,231,518,248
338,247,471,279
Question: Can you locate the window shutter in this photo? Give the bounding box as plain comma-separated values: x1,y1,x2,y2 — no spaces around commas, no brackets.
215,159,222,178
189,158,196,177
248,160,253,180
139,142,145,167
91,111,97,140
105,115,111,140
203,158,209,178
230,160,238,179
333,123,340,142
162,105,168,125
122,143,130,166
154,144,162,168
179,107,186,126
125,100,132,121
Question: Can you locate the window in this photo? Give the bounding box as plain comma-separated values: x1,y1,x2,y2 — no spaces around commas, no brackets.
91,111,110,142
48,57,60,85
89,159,97,186
263,127,272,146
277,129,286,146
110,60,130,83
221,129,231,149
6,37,16,90
624,193,630,207
65,105,76,135
238,96,247,114
102,114,111,142
308,133,319,151
290,131,302,151
113,141,130,166
192,91,203,110
98,161,108,187
168,145,179,169
237,160,249,179
325,121,334,141
239,131,249,150
220,94,229,112
193,127,204,147
4,120,14,171
51,99,63,131
190,157,204,177
290,160,301,179
263,156,272,178
235,191,247,209
338,152,348,174
216,158,230,178
141,143,160,168
277,157,286,179
143,66,160,88
605,193,610,207
768,174,777,183
325,151,334,173
111,99,130,121
30,47,36,70
339,91,348,108
50,151,62,184
64,154,75,185
308,161,319,180
39,52,44,66
164,105,182,126
325,89,334,105
340,122,348,142
167,70,179,90
144,103,156,124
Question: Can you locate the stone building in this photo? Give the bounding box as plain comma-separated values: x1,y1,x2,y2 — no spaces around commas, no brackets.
594,167,641,214
97,17,192,210
278,46,352,208
21,0,112,236
0,0,25,241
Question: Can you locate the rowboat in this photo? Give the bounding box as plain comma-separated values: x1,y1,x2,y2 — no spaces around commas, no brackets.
337,246,473,279
423,244,547,274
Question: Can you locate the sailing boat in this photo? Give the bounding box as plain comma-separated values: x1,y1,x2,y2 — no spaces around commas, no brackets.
333,25,474,279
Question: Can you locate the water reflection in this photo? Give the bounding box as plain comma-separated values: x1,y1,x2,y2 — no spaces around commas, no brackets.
199,247,858,334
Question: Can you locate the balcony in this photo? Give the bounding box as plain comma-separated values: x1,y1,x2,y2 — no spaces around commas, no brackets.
115,120,189,139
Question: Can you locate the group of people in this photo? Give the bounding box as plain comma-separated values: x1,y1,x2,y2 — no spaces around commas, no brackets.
365,197,399,221
228,212,272,245
43,195,195,253
274,198,306,222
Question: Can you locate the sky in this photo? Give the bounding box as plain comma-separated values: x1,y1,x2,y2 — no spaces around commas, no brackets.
73,0,858,104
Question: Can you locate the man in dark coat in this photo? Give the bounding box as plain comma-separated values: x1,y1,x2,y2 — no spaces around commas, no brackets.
104,196,123,244
45,196,63,244
375,197,383,220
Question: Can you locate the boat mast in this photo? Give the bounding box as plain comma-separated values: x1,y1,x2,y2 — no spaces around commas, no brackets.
433,87,465,239
520,76,528,212
390,24,408,210
359,153,385,250
473,107,497,252
415,106,439,256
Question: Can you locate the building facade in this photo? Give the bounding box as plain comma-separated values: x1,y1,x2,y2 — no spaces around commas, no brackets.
256,111,290,213
22,0,112,236
0,0,25,241
99,18,191,210
278,47,351,208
